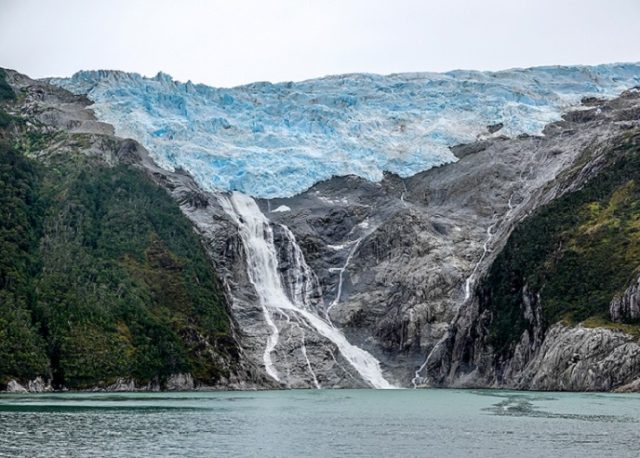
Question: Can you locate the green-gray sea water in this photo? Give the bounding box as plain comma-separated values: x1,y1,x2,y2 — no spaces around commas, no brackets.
0,389,638,457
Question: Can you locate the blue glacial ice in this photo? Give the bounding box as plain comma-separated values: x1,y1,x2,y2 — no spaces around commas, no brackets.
53,64,640,198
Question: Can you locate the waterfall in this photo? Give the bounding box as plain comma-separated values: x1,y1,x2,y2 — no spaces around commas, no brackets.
219,191,394,389
413,187,523,388
278,225,322,310
463,218,497,302
326,237,363,321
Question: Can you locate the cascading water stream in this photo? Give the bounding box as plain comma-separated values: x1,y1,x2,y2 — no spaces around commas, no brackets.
326,238,363,321
219,191,394,389
463,216,498,302
412,186,524,388
278,225,322,311
410,218,498,388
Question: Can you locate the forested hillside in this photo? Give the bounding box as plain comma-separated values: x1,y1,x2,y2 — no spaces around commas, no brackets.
0,69,241,389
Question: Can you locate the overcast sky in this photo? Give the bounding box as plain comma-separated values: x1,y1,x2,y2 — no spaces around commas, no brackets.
1,0,638,87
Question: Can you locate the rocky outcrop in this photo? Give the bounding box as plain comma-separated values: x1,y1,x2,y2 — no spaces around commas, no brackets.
27,377,53,392
610,276,640,322
487,122,504,134
508,324,640,391
165,373,195,391
5,381,28,393
615,377,640,392
4,378,53,393
106,379,139,392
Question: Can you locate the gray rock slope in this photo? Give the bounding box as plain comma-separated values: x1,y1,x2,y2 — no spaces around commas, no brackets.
611,275,640,322
419,91,640,392
267,88,640,389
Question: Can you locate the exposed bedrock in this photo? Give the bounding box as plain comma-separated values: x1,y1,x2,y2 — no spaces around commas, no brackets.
610,275,640,322
268,88,640,389
419,89,640,390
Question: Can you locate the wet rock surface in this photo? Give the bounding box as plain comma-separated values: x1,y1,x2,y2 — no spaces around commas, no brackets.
269,90,640,389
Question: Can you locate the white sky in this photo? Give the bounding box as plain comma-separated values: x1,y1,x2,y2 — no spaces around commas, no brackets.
1,0,639,87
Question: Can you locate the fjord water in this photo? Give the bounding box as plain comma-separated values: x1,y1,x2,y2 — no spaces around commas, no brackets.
1,390,638,457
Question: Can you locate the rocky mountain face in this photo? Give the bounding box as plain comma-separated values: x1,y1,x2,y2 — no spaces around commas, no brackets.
2,66,640,391
268,88,640,389
421,112,640,391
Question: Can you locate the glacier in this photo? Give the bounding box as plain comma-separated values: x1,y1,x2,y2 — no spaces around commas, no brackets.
53,64,640,198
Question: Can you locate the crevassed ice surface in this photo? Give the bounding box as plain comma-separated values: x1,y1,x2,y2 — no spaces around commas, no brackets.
53,64,640,198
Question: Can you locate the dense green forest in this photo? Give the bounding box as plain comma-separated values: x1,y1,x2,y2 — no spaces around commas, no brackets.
0,69,14,102
0,73,238,389
481,132,640,357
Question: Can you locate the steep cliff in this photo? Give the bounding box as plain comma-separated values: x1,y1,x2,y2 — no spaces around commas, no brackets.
48,64,640,390
422,91,640,391
263,88,640,389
